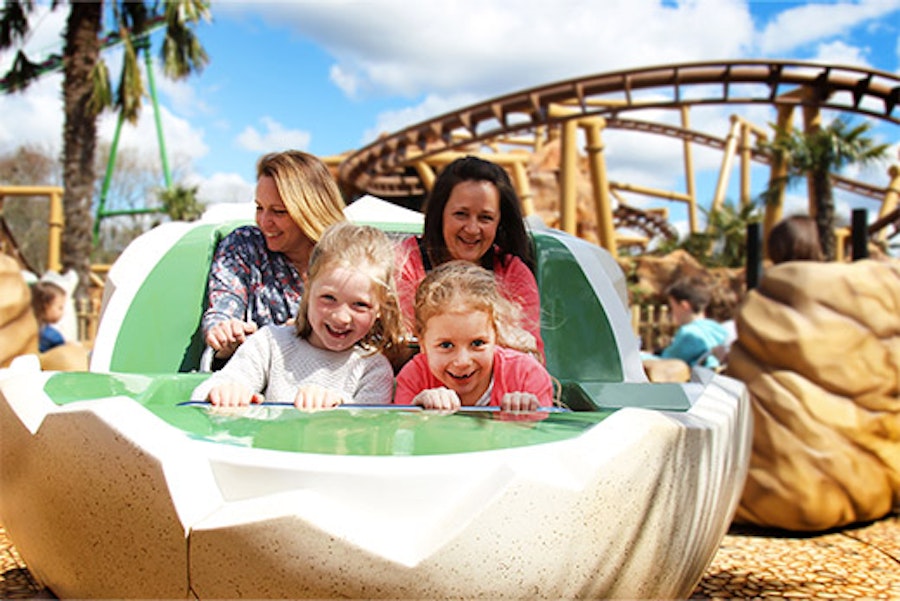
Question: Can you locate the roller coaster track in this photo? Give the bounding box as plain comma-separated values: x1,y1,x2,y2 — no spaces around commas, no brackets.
613,203,679,244
339,61,900,190
350,115,889,203
338,59,899,199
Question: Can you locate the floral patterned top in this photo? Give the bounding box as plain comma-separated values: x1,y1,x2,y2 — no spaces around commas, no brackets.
201,225,304,337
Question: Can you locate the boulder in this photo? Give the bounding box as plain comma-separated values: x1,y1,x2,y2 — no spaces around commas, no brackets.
0,254,38,367
726,259,900,531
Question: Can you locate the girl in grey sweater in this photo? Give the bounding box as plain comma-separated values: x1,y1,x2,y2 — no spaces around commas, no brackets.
192,222,404,410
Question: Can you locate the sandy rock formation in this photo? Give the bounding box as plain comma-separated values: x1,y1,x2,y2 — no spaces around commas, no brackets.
0,254,38,367
726,259,900,531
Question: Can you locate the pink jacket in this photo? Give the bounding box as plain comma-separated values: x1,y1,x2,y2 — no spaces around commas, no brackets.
394,346,554,407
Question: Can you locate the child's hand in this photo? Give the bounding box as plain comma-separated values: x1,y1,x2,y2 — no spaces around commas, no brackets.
207,382,259,407
500,392,541,412
413,388,461,411
294,384,344,411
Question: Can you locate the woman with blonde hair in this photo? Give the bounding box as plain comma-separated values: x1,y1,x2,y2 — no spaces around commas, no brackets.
202,150,346,361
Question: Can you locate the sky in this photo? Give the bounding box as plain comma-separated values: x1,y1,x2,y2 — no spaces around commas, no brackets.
1,0,899,236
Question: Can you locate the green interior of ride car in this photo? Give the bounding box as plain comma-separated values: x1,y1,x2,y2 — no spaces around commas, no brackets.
42,372,613,455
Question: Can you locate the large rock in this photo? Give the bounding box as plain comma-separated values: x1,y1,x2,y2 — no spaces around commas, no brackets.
726,259,900,531
0,254,38,367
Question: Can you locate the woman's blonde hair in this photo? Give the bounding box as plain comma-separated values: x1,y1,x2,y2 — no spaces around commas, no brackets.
414,260,537,355
256,150,346,242
295,222,404,358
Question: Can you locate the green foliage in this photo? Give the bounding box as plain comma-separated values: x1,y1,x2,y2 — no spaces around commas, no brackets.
756,117,889,259
1,1,210,120
158,184,205,222
653,200,761,268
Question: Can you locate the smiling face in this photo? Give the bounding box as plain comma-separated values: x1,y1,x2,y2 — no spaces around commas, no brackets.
255,174,314,269
420,308,496,405
306,264,380,352
441,180,501,264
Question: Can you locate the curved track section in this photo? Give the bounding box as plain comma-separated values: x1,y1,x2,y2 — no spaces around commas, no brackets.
338,60,899,196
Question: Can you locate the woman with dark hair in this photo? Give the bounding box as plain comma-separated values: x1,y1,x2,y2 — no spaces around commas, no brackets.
396,155,543,357
767,214,825,264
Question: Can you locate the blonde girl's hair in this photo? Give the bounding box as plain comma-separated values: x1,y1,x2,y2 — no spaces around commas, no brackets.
414,260,537,355
295,222,404,358
256,150,346,242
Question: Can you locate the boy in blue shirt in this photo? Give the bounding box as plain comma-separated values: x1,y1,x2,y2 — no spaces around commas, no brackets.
660,276,729,368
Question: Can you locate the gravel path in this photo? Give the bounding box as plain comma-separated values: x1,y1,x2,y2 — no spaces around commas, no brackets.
3,514,899,599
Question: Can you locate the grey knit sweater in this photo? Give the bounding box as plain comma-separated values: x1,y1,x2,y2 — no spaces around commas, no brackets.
191,324,394,405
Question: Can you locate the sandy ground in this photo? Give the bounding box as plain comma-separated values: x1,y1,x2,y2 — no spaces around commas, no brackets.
3,514,898,599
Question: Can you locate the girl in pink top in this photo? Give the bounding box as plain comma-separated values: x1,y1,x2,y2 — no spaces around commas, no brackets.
394,261,553,412
395,156,543,358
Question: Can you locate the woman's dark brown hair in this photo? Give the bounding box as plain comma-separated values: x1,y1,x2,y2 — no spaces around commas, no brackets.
420,156,533,271
767,215,825,264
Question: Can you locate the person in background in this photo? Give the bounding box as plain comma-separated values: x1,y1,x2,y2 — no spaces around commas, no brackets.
395,155,543,358
394,261,553,412
659,276,729,369
30,280,67,353
767,214,825,264
202,150,346,363
192,222,403,410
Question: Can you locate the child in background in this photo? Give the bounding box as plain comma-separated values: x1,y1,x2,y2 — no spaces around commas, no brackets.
659,276,729,368
394,260,553,412
31,281,67,353
192,222,404,409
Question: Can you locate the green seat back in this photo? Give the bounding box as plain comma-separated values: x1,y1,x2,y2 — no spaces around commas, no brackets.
108,222,244,373
533,233,624,383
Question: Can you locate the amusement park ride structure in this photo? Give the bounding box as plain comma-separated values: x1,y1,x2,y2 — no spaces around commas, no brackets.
1,59,899,272
337,60,900,260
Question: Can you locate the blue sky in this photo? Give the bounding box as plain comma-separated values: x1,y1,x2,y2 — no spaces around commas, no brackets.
1,0,899,233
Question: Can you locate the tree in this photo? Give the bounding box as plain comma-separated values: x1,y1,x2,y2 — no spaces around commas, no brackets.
0,1,209,298
758,118,889,260
653,200,761,269
157,183,205,222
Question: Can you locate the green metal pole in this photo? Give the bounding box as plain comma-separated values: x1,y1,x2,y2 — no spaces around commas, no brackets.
141,37,172,190
94,111,126,244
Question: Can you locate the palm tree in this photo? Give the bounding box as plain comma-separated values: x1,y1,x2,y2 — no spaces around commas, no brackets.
758,118,889,260
1,1,209,298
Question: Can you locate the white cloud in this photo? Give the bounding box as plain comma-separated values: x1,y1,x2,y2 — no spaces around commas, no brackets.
361,92,480,145
809,40,871,69
756,0,900,56
96,102,209,164
329,64,359,98
189,171,254,205
236,117,312,152
0,74,63,156
250,0,753,99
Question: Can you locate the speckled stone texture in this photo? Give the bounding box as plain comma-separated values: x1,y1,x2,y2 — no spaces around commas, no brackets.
726,259,900,532
6,516,899,599
0,365,750,599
